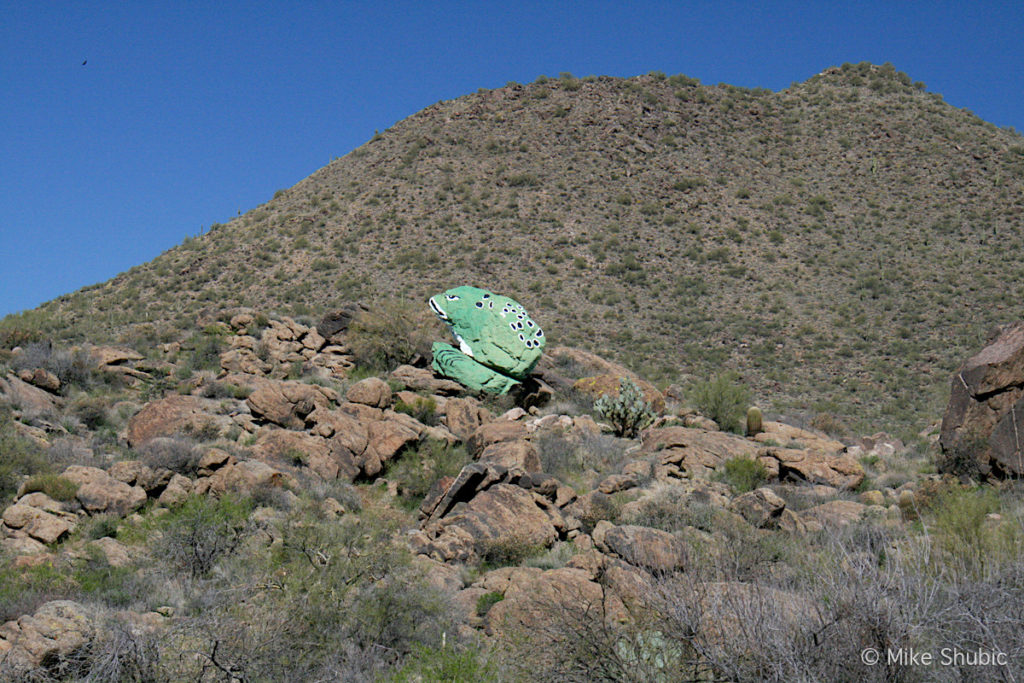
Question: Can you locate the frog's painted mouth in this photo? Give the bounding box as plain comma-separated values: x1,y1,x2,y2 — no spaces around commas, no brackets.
428,296,450,322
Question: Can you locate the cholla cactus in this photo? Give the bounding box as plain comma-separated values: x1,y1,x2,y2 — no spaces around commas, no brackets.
594,377,656,438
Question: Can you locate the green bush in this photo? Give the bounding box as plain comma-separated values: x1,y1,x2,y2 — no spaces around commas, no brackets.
476,534,546,569
394,396,438,426
347,299,442,371
718,456,768,493
593,377,656,438
476,591,504,616
391,643,498,683
689,371,751,433
0,413,51,502
385,439,469,511
153,494,254,579
20,473,79,502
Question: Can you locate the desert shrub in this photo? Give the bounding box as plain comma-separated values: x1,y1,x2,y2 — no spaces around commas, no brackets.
0,412,51,502
385,439,470,511
394,395,438,426
20,473,79,502
593,378,656,438
153,494,254,579
922,485,1021,580
69,395,109,430
184,325,230,372
718,456,768,493
476,591,504,616
347,298,442,372
391,643,498,683
476,534,547,569
84,514,121,540
936,429,986,478
137,436,200,475
689,371,751,433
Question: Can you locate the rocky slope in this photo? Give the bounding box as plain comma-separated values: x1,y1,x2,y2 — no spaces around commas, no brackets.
5,62,1024,438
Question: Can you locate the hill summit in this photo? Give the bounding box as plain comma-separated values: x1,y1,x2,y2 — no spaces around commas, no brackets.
7,61,1024,436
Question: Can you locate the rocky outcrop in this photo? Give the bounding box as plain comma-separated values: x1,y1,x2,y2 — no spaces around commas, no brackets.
126,395,232,447
940,322,1024,477
0,601,94,675
60,466,148,516
572,374,666,413
0,373,62,416
592,521,687,572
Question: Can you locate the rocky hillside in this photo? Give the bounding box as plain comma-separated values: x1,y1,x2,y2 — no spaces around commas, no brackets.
0,309,1021,680
6,61,1024,438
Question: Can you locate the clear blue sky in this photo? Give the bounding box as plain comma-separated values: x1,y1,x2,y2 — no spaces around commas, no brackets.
2,1,1022,318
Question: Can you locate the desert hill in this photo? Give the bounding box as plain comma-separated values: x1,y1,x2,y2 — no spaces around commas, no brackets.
6,61,1024,437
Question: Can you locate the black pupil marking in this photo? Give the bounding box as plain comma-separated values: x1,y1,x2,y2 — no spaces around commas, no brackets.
476,302,483,307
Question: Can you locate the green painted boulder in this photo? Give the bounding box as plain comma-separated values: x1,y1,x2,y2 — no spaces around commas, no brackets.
428,286,545,394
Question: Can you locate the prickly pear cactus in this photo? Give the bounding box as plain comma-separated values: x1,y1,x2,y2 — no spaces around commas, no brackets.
428,286,545,394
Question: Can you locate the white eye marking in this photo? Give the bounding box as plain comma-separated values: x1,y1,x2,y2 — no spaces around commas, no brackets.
446,294,461,301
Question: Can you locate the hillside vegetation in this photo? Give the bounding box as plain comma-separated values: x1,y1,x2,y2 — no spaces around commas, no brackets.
5,61,1024,438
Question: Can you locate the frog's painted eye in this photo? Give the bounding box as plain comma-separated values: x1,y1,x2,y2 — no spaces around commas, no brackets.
475,301,484,308
482,293,490,298
446,294,460,301
526,321,534,328
536,328,543,337
509,323,516,330
519,334,525,341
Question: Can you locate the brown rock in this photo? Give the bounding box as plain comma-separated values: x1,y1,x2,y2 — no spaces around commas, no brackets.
346,377,392,408
0,373,61,416
367,419,420,462
766,447,865,490
592,521,687,572
246,380,332,429
87,537,132,567
597,473,640,494
800,500,870,530
390,365,465,395
60,466,147,516
572,374,666,413
157,474,194,507
316,304,368,341
2,504,71,545
126,395,227,447
478,440,541,472
0,600,93,673
418,484,558,563
753,421,846,454
204,459,297,496
443,397,493,441
640,426,761,476
730,487,787,528
88,345,143,366
467,421,529,457
252,428,359,481
220,348,272,375
24,368,61,393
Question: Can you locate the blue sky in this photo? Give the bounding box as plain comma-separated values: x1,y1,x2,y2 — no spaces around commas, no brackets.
2,1,1022,318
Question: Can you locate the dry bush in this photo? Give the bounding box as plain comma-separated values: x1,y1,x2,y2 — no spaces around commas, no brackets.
347,298,444,371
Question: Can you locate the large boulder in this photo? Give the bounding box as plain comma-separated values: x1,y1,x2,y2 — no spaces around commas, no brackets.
0,601,94,675
126,395,229,447
0,373,61,416
245,380,334,429
415,483,559,563
428,286,545,394
940,323,1024,478
592,521,687,573
60,466,147,516
640,426,763,477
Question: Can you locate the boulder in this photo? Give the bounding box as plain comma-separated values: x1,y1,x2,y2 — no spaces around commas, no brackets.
467,421,530,457
0,601,93,674
346,377,392,408
730,487,787,528
126,395,228,447
252,428,360,481
60,466,147,516
428,286,545,393
640,426,761,476
765,447,864,490
367,418,420,462
940,323,1024,477
316,304,369,341
2,504,71,545
443,397,493,441
0,373,61,416
592,521,687,572
478,440,541,473
390,365,465,395
416,484,559,563
19,368,60,393
198,459,296,497
799,500,872,530
246,380,333,429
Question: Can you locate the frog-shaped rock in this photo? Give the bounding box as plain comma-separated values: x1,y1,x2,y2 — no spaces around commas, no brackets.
428,286,545,394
